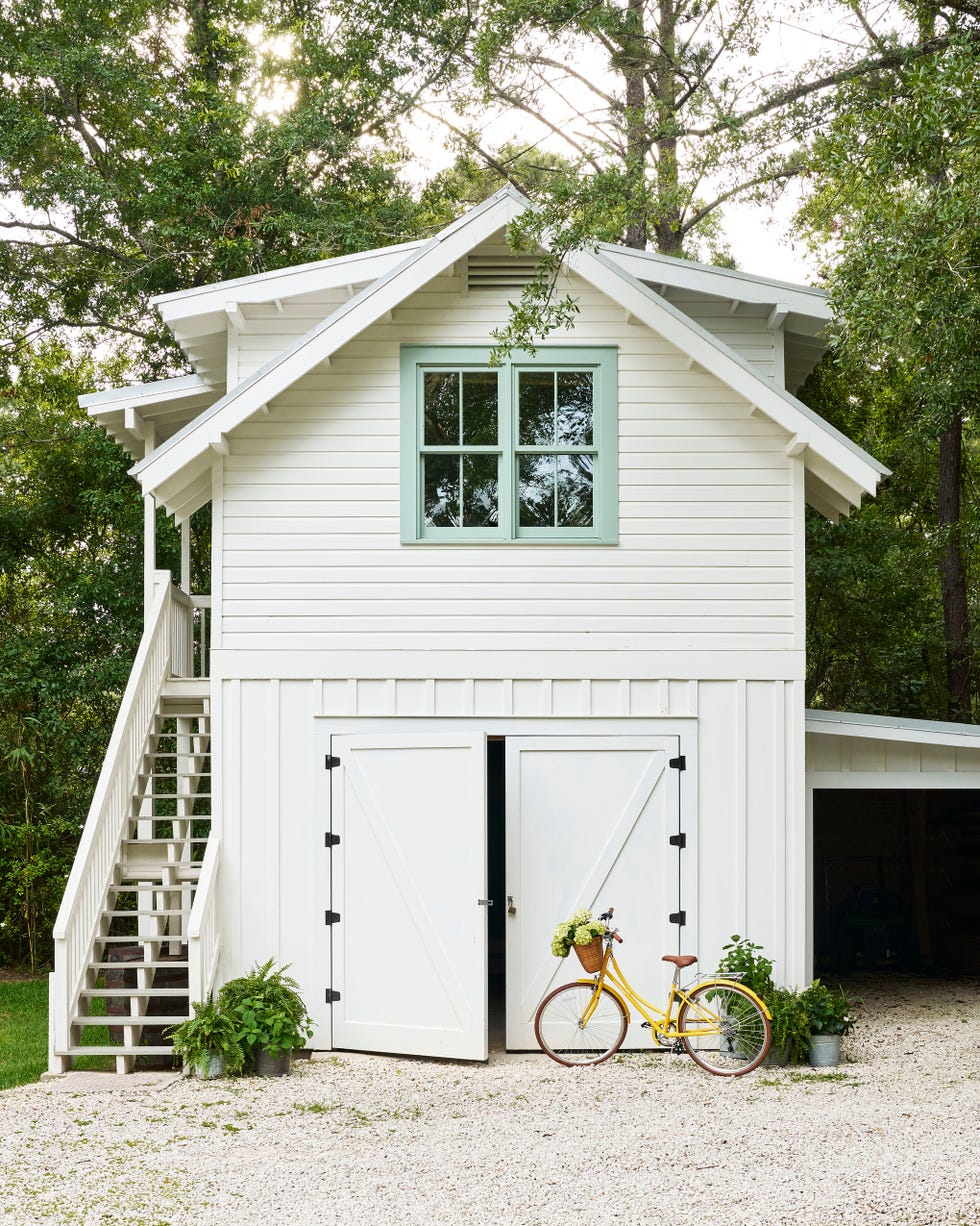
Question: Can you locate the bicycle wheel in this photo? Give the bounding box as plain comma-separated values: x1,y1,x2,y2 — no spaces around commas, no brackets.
534,982,628,1066
677,981,771,1076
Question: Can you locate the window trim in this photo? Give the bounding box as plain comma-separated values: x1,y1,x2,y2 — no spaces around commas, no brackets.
400,346,618,544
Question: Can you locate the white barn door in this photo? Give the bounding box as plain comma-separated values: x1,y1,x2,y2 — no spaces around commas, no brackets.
505,736,683,1049
329,732,488,1060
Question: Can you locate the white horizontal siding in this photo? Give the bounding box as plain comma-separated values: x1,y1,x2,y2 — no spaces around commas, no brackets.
667,295,777,381
220,249,800,654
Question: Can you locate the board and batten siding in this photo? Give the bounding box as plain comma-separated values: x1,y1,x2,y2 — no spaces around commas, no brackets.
214,672,807,1046
218,262,804,656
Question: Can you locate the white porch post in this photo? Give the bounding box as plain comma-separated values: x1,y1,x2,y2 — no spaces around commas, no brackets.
142,422,157,624
180,517,191,594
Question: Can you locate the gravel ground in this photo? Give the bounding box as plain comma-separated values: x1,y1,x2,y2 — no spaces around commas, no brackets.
2,976,979,1226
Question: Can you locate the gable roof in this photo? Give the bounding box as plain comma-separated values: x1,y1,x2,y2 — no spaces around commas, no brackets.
131,186,886,522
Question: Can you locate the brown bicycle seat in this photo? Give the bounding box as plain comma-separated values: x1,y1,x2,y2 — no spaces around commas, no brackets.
662,955,697,968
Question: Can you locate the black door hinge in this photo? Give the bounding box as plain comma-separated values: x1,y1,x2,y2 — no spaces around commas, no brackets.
325,754,341,770
324,832,340,847
669,910,687,926
669,832,686,849
325,989,341,1003
324,910,341,925
669,755,686,771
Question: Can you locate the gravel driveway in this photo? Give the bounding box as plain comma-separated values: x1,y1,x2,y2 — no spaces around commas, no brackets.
2,976,978,1225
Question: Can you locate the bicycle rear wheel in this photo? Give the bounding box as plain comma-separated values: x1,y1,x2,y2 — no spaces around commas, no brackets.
534,982,628,1066
677,981,771,1076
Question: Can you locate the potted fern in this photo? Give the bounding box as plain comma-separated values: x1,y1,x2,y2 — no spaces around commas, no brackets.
168,1000,245,1079
218,959,314,1076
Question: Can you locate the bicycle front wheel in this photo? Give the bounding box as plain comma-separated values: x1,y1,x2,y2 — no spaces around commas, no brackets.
534,982,628,1066
678,982,771,1076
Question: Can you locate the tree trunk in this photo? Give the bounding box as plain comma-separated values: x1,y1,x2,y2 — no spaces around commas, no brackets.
622,0,649,250
937,413,972,721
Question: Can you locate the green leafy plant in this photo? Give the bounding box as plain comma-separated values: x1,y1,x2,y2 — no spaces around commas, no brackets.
715,935,775,999
218,960,313,1062
550,909,606,958
167,999,244,1076
800,980,861,1036
766,985,811,1063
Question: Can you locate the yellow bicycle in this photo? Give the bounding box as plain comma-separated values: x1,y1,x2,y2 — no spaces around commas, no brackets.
534,908,772,1076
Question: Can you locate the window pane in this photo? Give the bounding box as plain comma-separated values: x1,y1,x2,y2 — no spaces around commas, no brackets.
462,372,498,445
557,454,594,527
556,372,593,445
462,454,499,526
424,372,459,445
423,454,460,526
518,454,556,527
518,371,554,445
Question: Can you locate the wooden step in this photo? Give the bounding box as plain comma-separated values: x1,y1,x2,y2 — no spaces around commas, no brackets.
74,1015,186,1027
80,987,190,999
95,934,188,944
90,960,189,971
63,1045,175,1057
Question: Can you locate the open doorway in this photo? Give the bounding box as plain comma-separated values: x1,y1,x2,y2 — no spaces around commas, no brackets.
487,738,506,1049
813,788,980,976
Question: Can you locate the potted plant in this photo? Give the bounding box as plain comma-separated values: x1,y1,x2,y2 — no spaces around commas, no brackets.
218,959,314,1076
800,979,860,1067
551,909,608,971
764,985,810,1066
168,999,245,1079
716,936,810,1065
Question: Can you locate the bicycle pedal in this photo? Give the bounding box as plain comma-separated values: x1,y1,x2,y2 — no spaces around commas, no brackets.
640,1021,651,1029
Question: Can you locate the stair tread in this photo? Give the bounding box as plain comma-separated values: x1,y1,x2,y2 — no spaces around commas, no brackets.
90,961,188,970
74,1015,187,1026
81,991,189,1001
62,1045,175,1056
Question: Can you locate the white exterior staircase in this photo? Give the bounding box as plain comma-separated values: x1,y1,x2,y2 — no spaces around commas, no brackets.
50,575,220,1074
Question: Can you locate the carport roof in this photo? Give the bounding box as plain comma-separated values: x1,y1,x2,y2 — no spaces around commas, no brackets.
806,709,980,750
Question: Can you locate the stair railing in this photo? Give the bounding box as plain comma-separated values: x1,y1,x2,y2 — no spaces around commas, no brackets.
170,586,211,679
50,571,177,1068
187,835,221,1005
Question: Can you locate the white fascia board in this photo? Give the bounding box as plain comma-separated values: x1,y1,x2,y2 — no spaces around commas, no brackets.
133,188,528,496
569,247,887,504
152,242,426,325
80,373,210,413
603,245,831,325
806,708,980,749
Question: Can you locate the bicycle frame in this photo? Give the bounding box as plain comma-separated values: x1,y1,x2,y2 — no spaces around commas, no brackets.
575,943,771,1046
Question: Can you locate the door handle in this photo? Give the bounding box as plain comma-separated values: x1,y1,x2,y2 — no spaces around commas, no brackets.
477,898,493,907
507,896,517,915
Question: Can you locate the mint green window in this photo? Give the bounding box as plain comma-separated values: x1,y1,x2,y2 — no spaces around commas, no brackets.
401,347,618,543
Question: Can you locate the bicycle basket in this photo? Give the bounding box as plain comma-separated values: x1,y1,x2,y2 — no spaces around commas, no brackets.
574,937,604,973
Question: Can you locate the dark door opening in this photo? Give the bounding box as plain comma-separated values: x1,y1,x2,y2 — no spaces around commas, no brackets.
487,738,506,1049
814,788,980,976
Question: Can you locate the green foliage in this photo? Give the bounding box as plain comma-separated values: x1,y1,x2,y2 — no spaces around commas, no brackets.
0,0,430,374
800,979,861,1037
765,986,811,1064
218,960,313,1061
0,977,48,1089
799,31,980,720
550,909,606,959
0,345,152,970
715,935,774,1000
167,999,245,1076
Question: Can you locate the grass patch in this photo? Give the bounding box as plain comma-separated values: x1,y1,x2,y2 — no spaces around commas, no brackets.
0,978,49,1090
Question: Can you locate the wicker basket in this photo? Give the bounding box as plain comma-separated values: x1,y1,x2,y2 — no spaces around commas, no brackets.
573,936,604,973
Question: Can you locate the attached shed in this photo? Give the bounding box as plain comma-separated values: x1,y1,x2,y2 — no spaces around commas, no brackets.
806,710,980,976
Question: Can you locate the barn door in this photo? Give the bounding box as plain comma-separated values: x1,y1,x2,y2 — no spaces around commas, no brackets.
505,736,683,1049
329,731,488,1060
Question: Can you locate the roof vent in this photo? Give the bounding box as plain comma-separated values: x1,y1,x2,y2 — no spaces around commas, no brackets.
467,254,540,294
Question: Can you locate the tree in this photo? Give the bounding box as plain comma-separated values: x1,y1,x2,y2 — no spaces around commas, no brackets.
799,26,980,721
0,0,451,376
